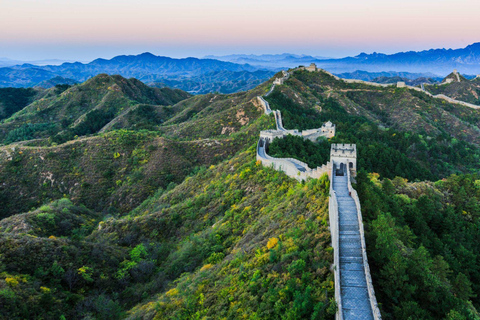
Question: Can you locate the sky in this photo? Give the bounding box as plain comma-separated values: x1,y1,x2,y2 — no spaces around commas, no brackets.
1,0,479,62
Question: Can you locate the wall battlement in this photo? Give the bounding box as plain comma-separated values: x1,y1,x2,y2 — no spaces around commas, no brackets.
257,137,331,181
330,144,357,177
259,121,335,143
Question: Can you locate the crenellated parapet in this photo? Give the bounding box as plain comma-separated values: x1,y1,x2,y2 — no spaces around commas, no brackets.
259,121,335,143
256,137,331,181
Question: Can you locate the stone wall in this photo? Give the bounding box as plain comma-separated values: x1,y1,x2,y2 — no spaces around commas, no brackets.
328,177,343,320
260,129,287,142
256,138,331,181
342,78,393,88
408,85,480,109
428,93,480,109
256,69,382,319
273,110,285,130
257,96,272,114
260,123,335,143
256,70,335,182
346,168,382,320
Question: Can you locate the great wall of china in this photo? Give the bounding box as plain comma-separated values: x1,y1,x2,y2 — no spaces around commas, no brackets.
255,64,480,319
255,70,381,319
299,63,480,110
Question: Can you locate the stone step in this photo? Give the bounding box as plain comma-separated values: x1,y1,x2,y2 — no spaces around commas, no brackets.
340,226,359,232
339,216,358,221
339,220,357,224
343,300,372,312
340,243,362,249
340,256,364,263
340,262,364,271
334,176,375,319
343,309,374,320
340,248,363,257
339,207,357,211
340,237,361,243
338,206,356,210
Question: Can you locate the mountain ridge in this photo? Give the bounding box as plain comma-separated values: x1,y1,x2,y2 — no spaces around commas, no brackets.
0,53,263,93
315,42,480,74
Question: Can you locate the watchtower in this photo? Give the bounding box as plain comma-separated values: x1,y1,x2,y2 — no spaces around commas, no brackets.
330,144,357,177
320,121,335,138
306,63,317,72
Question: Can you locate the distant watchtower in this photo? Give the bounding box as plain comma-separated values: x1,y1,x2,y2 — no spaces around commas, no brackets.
306,63,317,72
330,144,357,177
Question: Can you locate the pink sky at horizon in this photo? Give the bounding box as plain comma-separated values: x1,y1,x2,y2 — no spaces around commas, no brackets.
1,0,479,61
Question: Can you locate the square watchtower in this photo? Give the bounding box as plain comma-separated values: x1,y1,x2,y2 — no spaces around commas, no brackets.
330,144,357,177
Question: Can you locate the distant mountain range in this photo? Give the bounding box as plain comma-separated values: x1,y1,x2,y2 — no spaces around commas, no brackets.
2,43,480,93
0,57,77,67
0,53,265,93
315,43,480,75
34,76,78,89
148,70,275,94
204,53,331,68
209,43,480,75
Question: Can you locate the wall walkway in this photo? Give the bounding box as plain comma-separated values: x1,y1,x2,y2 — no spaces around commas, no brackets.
255,70,381,319
255,71,332,181
256,65,480,318
333,173,374,319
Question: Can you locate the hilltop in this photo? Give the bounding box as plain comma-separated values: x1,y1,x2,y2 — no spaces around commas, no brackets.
35,76,78,89
424,72,480,105
0,73,274,217
0,74,191,144
1,69,480,319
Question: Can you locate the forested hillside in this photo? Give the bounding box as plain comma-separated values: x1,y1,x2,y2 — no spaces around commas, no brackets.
0,74,191,145
264,69,480,319
266,70,480,180
1,69,480,319
0,87,38,120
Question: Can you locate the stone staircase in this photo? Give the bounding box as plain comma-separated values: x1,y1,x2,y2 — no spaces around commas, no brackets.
333,174,374,320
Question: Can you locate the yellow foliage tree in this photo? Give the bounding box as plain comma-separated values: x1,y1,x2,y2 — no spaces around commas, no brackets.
267,237,278,250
